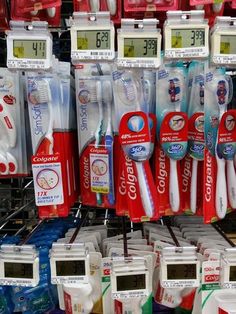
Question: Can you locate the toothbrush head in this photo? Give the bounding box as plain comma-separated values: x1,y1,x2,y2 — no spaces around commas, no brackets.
216,80,227,106
35,80,52,104
122,77,137,103
102,81,113,104
168,78,180,103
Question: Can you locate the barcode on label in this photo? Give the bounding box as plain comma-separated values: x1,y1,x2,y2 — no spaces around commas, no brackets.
91,51,113,56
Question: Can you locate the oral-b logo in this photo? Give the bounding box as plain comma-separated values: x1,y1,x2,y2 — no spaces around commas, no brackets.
190,144,204,154
33,156,59,163
168,144,183,154
223,145,233,155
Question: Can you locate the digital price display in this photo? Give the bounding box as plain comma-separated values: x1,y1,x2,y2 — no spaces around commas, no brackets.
167,264,197,280
116,274,146,291
56,260,86,277
4,262,33,279
171,29,205,48
13,40,46,59
220,35,236,55
77,30,110,50
229,265,236,281
124,38,158,58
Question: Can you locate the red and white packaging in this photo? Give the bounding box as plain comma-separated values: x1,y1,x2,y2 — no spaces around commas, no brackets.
0,0,9,30
73,0,122,25
11,0,61,27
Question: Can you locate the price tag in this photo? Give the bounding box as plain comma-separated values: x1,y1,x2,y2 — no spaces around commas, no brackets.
164,10,209,59
110,257,152,299
7,21,52,70
211,17,236,65
70,12,115,63
117,19,161,68
0,245,39,287
220,248,236,288
50,243,90,284
160,247,200,288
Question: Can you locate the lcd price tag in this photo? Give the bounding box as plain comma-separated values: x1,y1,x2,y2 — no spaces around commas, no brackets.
164,11,209,59
7,21,52,70
0,245,39,287
117,19,161,68
50,243,90,284
160,247,200,288
70,12,115,63
220,248,236,288
110,257,152,300
211,17,236,65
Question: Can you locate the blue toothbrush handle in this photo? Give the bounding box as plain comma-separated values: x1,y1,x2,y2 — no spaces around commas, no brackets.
105,134,115,205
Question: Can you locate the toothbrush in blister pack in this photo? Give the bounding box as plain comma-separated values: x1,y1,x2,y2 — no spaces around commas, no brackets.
114,68,159,220
204,69,236,222
75,64,116,209
156,63,188,215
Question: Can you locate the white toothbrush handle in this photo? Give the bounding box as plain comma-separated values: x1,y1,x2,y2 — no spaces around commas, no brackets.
0,103,17,147
227,159,236,209
190,158,198,214
135,162,154,218
106,0,117,15
169,158,180,212
216,155,227,219
90,0,100,12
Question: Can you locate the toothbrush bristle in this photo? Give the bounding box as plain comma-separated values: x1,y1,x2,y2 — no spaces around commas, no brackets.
123,79,137,102
36,80,52,104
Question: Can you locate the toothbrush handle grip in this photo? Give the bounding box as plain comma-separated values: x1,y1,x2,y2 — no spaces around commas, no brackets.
190,158,198,214
216,155,227,219
105,134,115,205
135,161,154,218
227,159,236,209
169,158,180,213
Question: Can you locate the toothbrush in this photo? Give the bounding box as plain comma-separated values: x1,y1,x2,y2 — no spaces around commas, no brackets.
103,81,115,205
122,76,154,218
94,81,104,206
106,0,117,15
89,0,100,12
227,157,236,208
168,78,181,213
190,81,204,214
215,79,228,219
35,80,54,155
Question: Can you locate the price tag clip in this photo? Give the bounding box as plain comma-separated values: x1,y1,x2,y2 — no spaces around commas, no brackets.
70,11,115,63
160,246,200,288
7,20,53,70
164,10,209,59
211,16,236,65
117,18,161,69
220,248,236,288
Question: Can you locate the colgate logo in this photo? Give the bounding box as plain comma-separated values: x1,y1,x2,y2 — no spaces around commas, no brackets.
157,149,167,194
83,157,89,189
33,156,59,163
182,156,191,193
205,274,219,282
119,155,137,200
90,148,107,154
205,154,213,202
